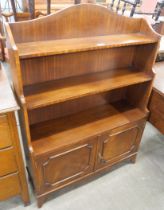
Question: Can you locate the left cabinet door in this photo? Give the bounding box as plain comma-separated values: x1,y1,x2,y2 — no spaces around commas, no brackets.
37,136,98,193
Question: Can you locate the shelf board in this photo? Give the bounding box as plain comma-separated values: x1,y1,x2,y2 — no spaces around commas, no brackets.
31,101,147,157
17,33,156,59
24,68,152,110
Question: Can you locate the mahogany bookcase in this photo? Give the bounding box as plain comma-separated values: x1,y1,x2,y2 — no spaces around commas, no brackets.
5,4,160,207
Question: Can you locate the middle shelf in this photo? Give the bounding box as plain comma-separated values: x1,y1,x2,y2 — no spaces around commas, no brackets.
24,68,152,110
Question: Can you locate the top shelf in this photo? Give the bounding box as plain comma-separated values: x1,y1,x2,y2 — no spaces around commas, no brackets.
17,33,156,59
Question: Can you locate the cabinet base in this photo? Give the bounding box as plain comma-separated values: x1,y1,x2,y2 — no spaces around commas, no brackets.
36,153,137,208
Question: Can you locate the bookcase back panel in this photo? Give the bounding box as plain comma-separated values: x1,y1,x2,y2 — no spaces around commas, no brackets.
21,46,135,86
9,4,141,43
126,81,152,111
27,81,152,126
28,88,126,125
133,43,159,73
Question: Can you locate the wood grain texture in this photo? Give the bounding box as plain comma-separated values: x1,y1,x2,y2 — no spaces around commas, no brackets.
0,112,30,205
5,4,160,207
24,68,152,110
0,113,30,204
0,173,20,201
28,89,126,125
5,24,25,105
31,101,147,157
9,4,143,43
0,148,17,177
17,33,156,59
37,137,97,194
34,119,146,202
20,46,135,86
0,115,13,149
126,81,153,112
8,112,30,205
96,122,145,169
149,109,164,134
0,67,30,205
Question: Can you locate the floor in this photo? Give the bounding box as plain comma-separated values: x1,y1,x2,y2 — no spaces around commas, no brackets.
0,122,164,210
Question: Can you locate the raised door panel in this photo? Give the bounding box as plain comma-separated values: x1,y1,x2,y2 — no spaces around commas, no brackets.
37,137,97,193
0,115,12,149
0,148,18,177
0,173,20,201
96,123,145,169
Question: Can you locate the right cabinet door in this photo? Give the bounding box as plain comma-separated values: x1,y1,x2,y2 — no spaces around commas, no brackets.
96,123,145,169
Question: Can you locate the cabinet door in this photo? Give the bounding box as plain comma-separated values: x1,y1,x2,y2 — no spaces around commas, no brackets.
96,123,144,169
37,137,97,193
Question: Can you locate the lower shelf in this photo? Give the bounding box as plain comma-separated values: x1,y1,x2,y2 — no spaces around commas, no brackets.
31,101,147,157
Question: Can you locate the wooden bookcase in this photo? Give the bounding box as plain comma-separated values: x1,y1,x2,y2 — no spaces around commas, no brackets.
5,4,160,207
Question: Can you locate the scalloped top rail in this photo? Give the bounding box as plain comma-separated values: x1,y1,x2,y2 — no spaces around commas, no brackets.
9,4,160,44
17,33,156,59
